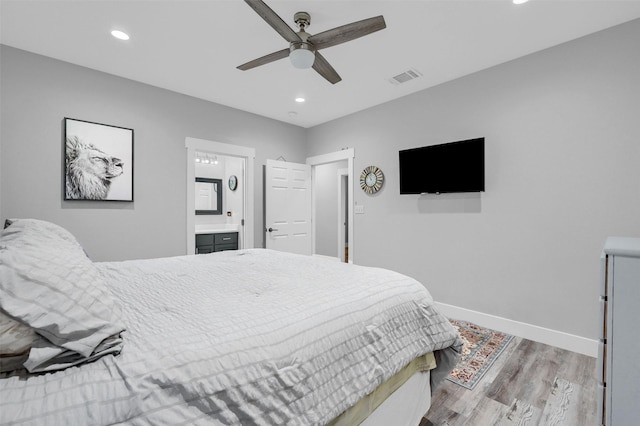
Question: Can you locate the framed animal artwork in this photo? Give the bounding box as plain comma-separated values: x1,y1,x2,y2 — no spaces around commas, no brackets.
63,118,134,201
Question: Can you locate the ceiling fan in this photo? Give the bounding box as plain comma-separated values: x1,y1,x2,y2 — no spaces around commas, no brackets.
237,0,386,84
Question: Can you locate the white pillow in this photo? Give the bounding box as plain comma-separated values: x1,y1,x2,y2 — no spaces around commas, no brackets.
0,219,124,372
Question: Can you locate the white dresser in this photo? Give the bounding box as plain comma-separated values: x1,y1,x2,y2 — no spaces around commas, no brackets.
598,237,640,425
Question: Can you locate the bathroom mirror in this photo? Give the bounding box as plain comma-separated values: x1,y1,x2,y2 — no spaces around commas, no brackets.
195,177,222,215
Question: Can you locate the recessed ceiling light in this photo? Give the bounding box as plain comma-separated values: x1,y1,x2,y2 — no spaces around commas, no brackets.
111,30,130,40
295,97,305,103
288,111,298,117
513,0,529,4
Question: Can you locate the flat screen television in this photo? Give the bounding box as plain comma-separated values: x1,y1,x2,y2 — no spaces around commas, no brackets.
399,137,485,194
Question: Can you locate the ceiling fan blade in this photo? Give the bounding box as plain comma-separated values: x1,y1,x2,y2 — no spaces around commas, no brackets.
237,48,290,70
244,0,301,43
312,52,342,84
308,16,386,51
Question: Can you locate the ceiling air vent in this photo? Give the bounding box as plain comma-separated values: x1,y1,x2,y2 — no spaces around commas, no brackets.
388,68,423,85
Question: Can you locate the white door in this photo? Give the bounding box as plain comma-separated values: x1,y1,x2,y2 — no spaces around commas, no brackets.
265,159,312,255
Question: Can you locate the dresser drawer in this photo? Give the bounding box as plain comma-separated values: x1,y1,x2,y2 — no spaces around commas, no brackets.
599,297,607,340
196,245,214,254
600,254,608,296
597,382,605,426
196,234,214,246
215,232,238,246
597,340,606,383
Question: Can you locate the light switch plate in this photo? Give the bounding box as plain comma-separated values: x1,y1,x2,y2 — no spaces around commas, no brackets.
355,204,365,214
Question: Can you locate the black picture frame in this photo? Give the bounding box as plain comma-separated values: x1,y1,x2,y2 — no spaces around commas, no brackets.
64,117,134,201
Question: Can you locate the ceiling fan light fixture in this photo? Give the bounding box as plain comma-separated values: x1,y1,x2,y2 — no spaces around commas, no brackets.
289,44,315,69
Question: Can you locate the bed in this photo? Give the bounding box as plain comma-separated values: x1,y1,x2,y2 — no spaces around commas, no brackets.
0,219,462,425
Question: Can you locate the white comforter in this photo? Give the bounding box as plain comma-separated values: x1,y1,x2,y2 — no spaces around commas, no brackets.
0,249,461,425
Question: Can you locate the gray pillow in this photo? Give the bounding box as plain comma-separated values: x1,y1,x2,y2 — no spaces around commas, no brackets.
0,219,124,372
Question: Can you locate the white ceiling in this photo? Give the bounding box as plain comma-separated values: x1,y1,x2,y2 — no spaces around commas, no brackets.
2,0,640,128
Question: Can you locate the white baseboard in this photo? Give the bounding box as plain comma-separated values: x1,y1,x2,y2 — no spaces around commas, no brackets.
434,302,598,358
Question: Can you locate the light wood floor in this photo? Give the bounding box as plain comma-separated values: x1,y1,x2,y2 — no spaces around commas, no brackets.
421,337,598,426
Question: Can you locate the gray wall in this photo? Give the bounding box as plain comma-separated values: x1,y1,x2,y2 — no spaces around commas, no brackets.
306,19,640,340
0,45,306,261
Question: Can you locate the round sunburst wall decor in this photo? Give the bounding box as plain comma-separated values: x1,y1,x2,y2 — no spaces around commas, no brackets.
360,165,384,194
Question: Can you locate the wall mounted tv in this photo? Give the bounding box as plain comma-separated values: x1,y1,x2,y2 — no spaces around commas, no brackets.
399,137,485,194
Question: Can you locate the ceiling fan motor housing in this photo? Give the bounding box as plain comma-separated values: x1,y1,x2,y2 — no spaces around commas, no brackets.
290,30,313,52
289,17,315,69
294,11,310,29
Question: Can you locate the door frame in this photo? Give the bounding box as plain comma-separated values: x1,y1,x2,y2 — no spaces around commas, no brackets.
337,168,348,262
185,137,255,254
307,148,355,263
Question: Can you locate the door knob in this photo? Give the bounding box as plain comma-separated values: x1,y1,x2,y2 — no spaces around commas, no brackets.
268,227,278,232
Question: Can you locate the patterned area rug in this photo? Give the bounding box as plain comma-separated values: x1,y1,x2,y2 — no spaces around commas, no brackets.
447,319,514,390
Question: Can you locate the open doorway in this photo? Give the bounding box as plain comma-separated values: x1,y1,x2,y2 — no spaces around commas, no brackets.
307,149,354,263
193,153,245,245
311,161,347,260
185,137,255,254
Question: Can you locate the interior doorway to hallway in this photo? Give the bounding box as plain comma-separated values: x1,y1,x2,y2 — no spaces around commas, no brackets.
307,149,354,264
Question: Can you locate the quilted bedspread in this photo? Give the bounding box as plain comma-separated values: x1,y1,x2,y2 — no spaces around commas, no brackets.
0,249,461,425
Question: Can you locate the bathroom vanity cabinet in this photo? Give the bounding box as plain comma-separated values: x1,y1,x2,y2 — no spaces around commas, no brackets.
196,232,238,254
